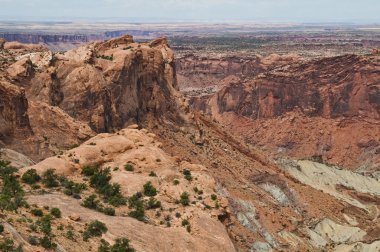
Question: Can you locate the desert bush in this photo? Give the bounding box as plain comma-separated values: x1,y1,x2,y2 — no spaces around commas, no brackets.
31,209,43,217
180,192,190,206
146,197,161,209
50,208,61,218
143,182,157,197
102,207,115,216
83,220,107,241
82,166,98,177
21,169,41,185
128,193,145,221
82,194,100,210
61,179,86,196
124,164,134,172
0,238,15,251
90,168,111,189
183,170,193,181
181,219,189,226
0,160,25,211
42,169,59,188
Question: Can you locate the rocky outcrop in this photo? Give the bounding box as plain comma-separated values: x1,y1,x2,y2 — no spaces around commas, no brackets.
0,35,190,160
0,80,32,145
176,53,302,91
25,35,188,133
193,54,380,120
189,54,380,169
20,128,236,252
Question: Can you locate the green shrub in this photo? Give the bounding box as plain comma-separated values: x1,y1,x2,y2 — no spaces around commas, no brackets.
124,164,134,172
31,209,43,217
128,193,145,221
90,168,111,189
173,180,180,185
181,219,189,226
61,179,86,196
186,225,191,233
128,204,145,222
102,207,115,216
128,193,143,209
143,182,157,197
21,169,41,184
211,194,217,201
39,215,52,236
110,238,135,252
50,208,61,218
42,169,59,188
183,170,193,181
0,160,25,211
28,235,39,245
82,166,98,177
180,192,190,206
146,197,161,209
149,171,157,177
0,224,3,233
40,235,56,249
82,194,100,210
83,220,107,240
0,238,15,251
98,183,126,207
66,229,75,241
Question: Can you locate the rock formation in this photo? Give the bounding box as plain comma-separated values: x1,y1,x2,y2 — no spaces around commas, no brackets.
190,54,380,169
1,36,380,252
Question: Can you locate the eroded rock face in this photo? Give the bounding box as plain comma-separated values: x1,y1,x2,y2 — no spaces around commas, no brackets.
0,35,189,160
26,35,187,133
193,55,380,120
176,53,302,92
0,80,32,144
190,54,380,169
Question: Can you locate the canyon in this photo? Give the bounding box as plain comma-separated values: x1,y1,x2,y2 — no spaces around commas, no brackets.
0,33,379,252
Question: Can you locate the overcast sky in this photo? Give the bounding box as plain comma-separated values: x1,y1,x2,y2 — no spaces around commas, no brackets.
0,0,379,23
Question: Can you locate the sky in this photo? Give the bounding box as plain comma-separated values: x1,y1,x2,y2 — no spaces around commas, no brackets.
0,0,379,23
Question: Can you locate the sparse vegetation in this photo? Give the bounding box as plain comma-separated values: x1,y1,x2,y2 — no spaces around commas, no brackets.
211,194,217,201
183,170,193,181
41,169,59,188
0,238,16,251
61,178,87,198
50,207,61,218
97,54,113,61
143,182,157,197
128,193,145,221
21,169,41,185
83,220,108,241
82,194,116,216
146,197,161,209
38,215,56,249
84,167,127,207
149,171,157,177
0,160,26,211
82,165,98,177
181,219,189,226
124,164,134,172
31,209,43,217
179,192,190,206
98,238,135,252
